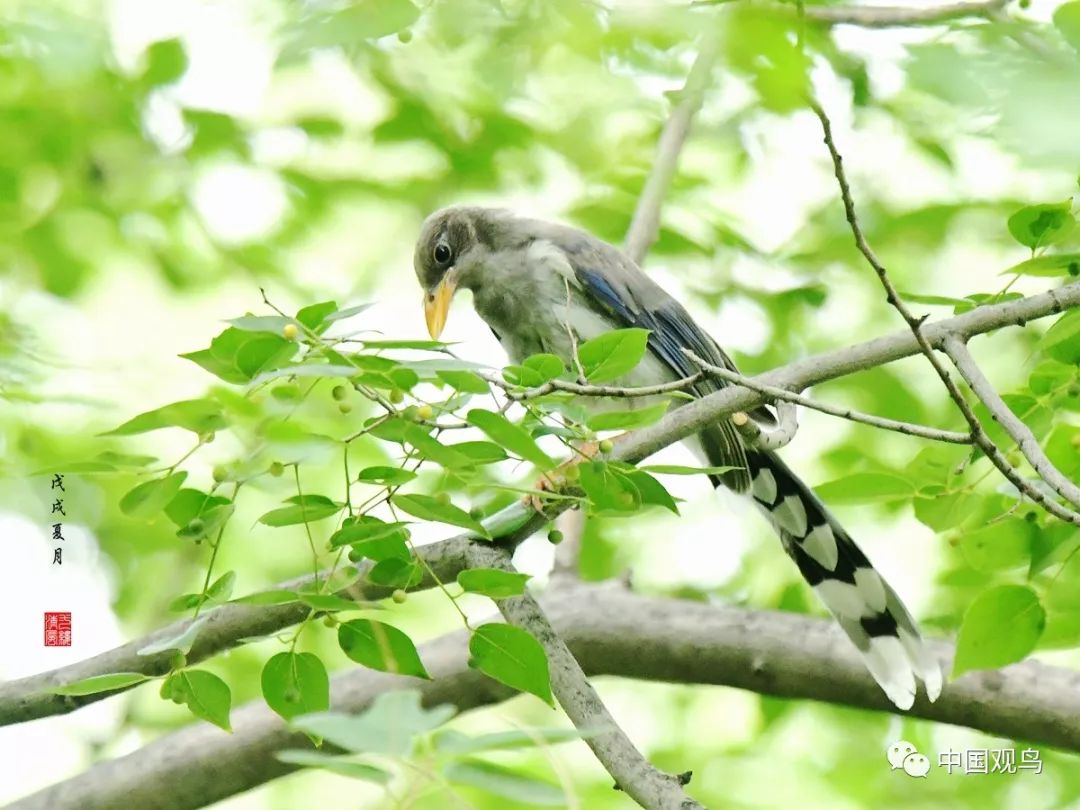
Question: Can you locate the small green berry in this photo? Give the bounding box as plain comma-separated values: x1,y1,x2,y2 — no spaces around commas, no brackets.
322,615,338,627
212,465,228,483
331,385,347,401
392,589,408,604
168,652,187,670
598,439,614,454
618,492,635,508
389,388,405,404
269,461,285,477
283,323,299,340
562,464,580,482
339,402,353,414
403,405,419,421
186,518,205,536
397,28,413,43
434,492,451,506
547,529,564,545
415,404,434,420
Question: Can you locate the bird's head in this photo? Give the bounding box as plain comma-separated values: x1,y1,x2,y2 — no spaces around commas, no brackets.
414,206,513,339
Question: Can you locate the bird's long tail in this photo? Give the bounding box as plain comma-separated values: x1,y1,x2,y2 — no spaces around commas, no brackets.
740,450,942,710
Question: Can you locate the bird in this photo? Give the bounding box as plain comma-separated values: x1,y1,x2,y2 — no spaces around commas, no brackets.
413,205,942,710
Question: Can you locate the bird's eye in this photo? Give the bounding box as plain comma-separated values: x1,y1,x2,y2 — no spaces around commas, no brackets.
433,242,452,265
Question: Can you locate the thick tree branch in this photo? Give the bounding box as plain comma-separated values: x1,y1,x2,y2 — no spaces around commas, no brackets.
811,101,1080,526
942,333,1080,508
3,281,1077,729
465,543,702,809
15,581,1080,810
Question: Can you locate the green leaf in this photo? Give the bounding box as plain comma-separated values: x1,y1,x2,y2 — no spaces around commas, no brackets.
275,750,391,783
261,652,330,721
451,441,509,464
163,669,232,731
959,519,1034,572
105,399,226,436
952,585,1045,677
586,402,669,431
457,568,531,599
437,370,491,393
577,328,650,383
466,410,555,470
1054,1,1080,52
433,727,587,755
1042,309,1080,364
366,557,423,588
324,302,374,323
258,495,343,527
289,690,455,756
359,338,448,350
503,353,565,387
42,451,158,474
445,760,564,806
469,624,553,706
138,615,210,656
206,570,236,603
402,423,475,469
392,494,488,537
296,300,338,331
639,464,739,476
1007,202,1075,249
165,489,232,527
120,472,188,519
814,472,914,504
337,619,430,678
356,466,417,486
329,519,411,552
51,672,151,696
1004,252,1080,278
177,503,235,542
287,0,420,53
229,589,299,606
616,468,679,514
579,461,640,514
226,315,294,334
142,37,188,86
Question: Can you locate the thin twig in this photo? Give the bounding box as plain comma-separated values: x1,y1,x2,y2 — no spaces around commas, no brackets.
941,333,1080,509
810,101,1080,526
683,348,973,445
758,0,1009,28
488,371,704,401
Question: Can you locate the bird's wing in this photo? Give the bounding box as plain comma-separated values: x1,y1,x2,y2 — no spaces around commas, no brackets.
555,232,755,492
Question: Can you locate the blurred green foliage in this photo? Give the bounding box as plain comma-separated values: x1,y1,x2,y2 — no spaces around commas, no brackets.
6,0,1080,808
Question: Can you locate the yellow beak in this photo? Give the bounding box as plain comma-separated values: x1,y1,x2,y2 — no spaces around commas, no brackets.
424,274,457,340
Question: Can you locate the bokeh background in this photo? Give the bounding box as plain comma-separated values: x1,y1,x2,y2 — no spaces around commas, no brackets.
3,0,1080,807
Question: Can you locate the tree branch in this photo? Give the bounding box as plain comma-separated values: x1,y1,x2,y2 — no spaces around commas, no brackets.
682,348,973,444
941,333,1080,508
623,30,721,265
16,581,1080,810
810,101,1080,526
4,281,1077,729
464,543,702,808
760,0,1010,28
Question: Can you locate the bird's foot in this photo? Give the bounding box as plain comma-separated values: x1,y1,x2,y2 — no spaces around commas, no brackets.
523,440,600,513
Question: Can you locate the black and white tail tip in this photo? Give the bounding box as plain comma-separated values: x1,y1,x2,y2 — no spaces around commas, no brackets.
746,452,942,710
